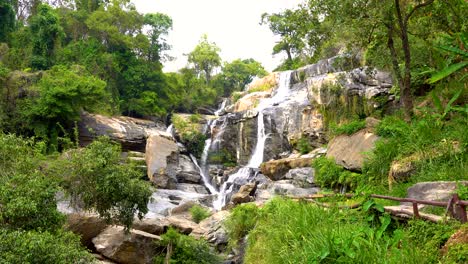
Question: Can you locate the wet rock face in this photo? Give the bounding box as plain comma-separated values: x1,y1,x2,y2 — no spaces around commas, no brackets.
79,112,165,152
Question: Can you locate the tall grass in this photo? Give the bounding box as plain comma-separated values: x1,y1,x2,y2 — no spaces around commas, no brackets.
242,198,432,264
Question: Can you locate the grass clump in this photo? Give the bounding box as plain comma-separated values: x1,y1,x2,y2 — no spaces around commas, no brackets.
312,156,361,191
224,203,259,248
296,136,312,154
329,119,366,136
154,228,220,264
190,204,211,224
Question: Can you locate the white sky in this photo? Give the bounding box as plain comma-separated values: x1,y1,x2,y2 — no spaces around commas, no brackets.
132,0,303,72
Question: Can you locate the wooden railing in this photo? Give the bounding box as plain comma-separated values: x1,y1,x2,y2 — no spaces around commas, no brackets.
289,193,468,223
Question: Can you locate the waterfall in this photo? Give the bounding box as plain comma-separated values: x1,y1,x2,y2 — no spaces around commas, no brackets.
212,71,292,209
166,124,174,136
190,154,218,195
247,71,292,168
214,98,228,116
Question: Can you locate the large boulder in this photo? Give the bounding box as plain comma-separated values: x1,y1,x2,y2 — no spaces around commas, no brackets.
146,132,179,189
326,129,379,171
260,149,325,181
230,183,256,205
284,167,315,188
65,213,108,249
191,210,230,251
93,226,161,264
406,181,468,203
79,112,165,152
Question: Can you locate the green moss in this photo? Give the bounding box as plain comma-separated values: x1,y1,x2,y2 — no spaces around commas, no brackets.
209,148,236,167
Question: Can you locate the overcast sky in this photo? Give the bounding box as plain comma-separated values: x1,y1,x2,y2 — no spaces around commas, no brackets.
132,0,303,72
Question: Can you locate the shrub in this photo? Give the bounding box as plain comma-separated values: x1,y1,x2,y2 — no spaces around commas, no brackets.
0,229,94,264
296,137,312,154
312,156,361,190
329,119,366,136
224,203,259,247
190,204,211,224
154,228,220,264
48,137,152,229
231,92,243,103
375,115,411,138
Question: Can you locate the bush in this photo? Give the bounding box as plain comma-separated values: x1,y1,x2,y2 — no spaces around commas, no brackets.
190,204,211,224
0,229,93,264
296,137,312,154
329,119,366,136
224,203,259,247
312,156,361,190
154,228,220,264
48,137,152,229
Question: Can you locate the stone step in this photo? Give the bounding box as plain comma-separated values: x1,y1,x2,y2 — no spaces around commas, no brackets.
128,151,146,158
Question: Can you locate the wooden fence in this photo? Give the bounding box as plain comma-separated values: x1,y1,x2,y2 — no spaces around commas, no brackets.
289,193,468,223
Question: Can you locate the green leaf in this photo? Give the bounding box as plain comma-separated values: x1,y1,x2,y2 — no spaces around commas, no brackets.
363,200,374,211
430,90,444,113
374,203,385,213
436,45,468,58
443,87,464,116
428,61,468,84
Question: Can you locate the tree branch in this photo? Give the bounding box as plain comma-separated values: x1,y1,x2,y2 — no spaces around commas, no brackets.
405,0,435,23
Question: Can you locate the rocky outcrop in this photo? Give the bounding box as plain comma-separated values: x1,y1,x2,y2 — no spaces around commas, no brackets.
93,226,161,264
441,225,468,256
65,213,108,249
230,183,256,205
146,132,179,189
191,210,230,251
260,149,325,181
284,167,315,188
326,130,379,171
176,155,201,183
233,92,270,112
79,112,165,152
246,72,278,92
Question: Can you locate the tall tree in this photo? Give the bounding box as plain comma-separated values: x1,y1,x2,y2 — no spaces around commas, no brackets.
29,3,63,70
0,0,16,42
220,58,268,95
187,34,221,83
144,13,172,62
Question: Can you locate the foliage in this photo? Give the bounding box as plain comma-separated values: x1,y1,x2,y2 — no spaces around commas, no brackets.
456,183,468,200
224,203,259,248
0,0,15,42
172,115,207,158
428,33,467,84
154,227,220,264
218,58,268,95
296,136,312,154
20,65,108,150
187,34,221,83
0,133,64,231
190,204,211,224
209,149,236,167
29,3,64,70
312,156,361,191
0,229,94,264
329,119,366,137
244,197,428,264
48,137,152,229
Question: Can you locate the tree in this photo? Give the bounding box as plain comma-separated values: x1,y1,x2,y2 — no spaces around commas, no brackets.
48,137,152,229
29,3,64,70
0,0,15,42
144,13,172,62
187,34,221,83
219,58,268,95
21,65,108,150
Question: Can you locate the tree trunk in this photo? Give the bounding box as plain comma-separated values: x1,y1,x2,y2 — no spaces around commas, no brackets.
395,0,413,120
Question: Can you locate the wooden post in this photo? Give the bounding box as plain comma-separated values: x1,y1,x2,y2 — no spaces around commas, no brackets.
412,202,420,218
452,194,467,223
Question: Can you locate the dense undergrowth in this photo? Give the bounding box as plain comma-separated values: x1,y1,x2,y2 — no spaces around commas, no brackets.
226,199,464,264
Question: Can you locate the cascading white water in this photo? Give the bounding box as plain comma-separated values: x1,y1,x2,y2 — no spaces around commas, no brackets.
214,98,228,116
212,71,293,210
247,71,292,168
190,154,218,195
166,124,174,135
